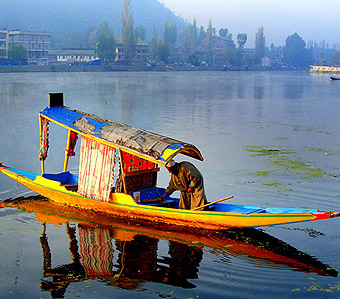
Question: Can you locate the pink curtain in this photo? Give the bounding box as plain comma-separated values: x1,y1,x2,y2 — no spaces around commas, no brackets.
78,136,115,202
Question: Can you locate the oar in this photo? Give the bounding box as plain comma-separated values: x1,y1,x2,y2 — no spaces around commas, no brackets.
191,195,234,211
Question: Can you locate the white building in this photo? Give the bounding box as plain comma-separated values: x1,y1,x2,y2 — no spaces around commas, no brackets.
0,29,52,64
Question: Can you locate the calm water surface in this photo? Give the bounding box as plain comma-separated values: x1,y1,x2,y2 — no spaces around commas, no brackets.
0,71,340,298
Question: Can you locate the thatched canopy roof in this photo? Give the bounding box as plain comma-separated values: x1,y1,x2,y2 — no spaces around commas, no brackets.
40,105,203,166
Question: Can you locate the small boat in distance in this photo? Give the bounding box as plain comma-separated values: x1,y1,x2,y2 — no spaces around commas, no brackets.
330,76,340,80
1,93,339,230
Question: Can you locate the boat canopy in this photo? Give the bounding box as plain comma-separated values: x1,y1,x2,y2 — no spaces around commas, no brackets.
39,94,203,166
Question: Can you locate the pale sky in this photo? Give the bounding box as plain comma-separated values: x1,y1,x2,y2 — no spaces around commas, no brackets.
161,0,340,48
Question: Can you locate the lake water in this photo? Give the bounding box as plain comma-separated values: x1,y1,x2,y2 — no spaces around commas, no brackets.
0,71,340,298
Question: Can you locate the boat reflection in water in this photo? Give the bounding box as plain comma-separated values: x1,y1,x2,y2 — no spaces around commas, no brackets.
1,195,337,297
40,224,202,296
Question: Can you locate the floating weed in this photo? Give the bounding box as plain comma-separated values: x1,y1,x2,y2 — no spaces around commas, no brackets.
245,146,294,157
245,146,327,179
278,123,331,135
292,282,340,293
305,282,340,293
262,181,282,187
256,171,270,177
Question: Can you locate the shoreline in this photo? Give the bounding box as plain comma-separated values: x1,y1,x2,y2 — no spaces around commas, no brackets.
0,64,301,73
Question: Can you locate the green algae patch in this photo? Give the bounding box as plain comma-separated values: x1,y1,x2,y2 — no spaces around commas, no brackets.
245,146,327,179
255,171,271,177
262,181,282,187
245,146,294,157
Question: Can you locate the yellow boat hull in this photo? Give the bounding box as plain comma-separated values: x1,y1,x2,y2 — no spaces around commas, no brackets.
0,166,321,230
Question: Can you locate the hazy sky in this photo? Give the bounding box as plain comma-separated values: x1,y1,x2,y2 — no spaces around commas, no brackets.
161,0,340,47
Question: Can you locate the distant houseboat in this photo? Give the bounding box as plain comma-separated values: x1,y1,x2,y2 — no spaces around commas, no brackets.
310,65,340,73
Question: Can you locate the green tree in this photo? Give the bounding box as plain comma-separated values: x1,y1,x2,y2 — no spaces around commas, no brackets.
219,28,228,38
284,33,312,67
98,20,112,36
96,34,116,63
237,33,247,49
255,26,265,63
182,23,192,61
225,48,242,68
164,21,177,46
187,52,200,66
330,51,340,65
148,30,158,58
121,0,135,65
135,25,146,41
9,44,27,62
206,19,213,65
319,51,326,66
158,42,170,63
198,26,206,45
192,19,198,48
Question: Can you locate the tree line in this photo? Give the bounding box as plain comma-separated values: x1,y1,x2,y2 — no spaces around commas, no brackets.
6,0,340,68
92,1,340,68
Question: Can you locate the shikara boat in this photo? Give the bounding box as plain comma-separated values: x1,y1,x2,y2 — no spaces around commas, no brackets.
0,93,339,230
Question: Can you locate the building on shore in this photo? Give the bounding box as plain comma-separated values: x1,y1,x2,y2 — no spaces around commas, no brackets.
48,48,97,65
0,29,52,64
114,35,149,63
0,30,9,59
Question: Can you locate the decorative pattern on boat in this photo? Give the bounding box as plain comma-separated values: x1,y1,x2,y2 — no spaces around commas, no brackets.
39,117,49,161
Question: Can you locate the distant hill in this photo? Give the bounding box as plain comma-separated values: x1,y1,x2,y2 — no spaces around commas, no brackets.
0,0,186,45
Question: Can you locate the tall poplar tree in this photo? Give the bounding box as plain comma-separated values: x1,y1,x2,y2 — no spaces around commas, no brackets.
206,19,213,65
164,21,177,46
198,26,206,45
192,19,198,48
148,30,158,58
121,0,135,65
182,23,192,61
255,26,265,64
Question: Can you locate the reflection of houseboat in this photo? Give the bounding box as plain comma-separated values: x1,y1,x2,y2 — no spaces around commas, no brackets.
0,93,339,230
310,65,340,73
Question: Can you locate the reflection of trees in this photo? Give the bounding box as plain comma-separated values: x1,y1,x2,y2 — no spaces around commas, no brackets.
284,82,304,99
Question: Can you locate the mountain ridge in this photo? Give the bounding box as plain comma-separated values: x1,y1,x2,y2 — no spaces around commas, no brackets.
0,0,187,44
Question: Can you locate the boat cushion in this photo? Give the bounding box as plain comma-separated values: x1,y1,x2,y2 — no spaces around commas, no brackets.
42,171,78,185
